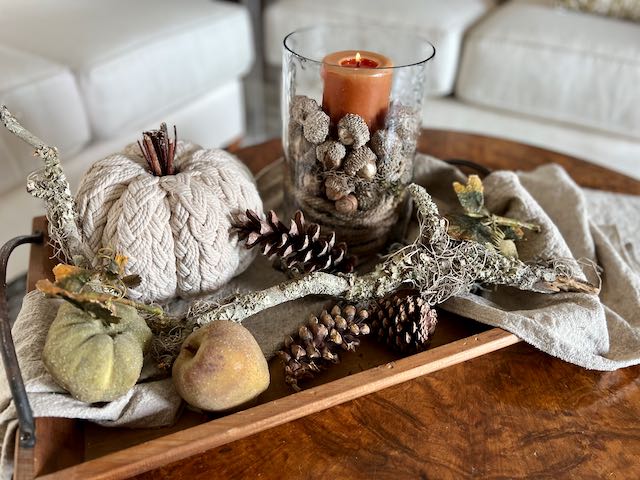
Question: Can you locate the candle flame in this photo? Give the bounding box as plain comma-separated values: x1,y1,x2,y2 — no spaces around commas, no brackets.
355,52,361,64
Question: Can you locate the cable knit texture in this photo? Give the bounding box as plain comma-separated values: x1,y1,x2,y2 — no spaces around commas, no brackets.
75,141,262,302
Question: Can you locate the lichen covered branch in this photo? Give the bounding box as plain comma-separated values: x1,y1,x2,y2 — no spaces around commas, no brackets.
193,272,353,324
0,105,91,263
191,184,597,327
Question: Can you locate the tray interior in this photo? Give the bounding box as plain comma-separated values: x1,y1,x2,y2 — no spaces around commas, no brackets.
24,217,504,478
78,311,489,461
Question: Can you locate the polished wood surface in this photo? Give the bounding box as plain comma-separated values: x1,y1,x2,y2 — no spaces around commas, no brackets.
20,130,640,479
136,131,640,479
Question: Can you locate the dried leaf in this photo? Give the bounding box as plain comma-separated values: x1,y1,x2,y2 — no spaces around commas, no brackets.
51,263,92,293
452,175,488,217
36,251,162,322
503,225,524,241
52,264,83,282
447,175,540,259
446,213,494,245
122,274,142,288
36,279,120,322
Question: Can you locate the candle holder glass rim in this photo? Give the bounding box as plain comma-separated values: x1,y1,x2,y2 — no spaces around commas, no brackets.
283,25,436,70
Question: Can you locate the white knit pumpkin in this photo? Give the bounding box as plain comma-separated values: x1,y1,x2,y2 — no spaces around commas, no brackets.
75,141,262,302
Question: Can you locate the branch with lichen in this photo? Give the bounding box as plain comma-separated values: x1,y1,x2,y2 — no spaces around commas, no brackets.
191,184,598,326
0,105,92,264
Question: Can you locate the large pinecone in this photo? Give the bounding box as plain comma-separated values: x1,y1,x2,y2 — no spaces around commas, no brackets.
370,290,438,354
233,209,356,274
278,305,370,390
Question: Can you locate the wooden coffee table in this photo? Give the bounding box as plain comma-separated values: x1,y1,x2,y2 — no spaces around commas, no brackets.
23,130,640,479
142,130,640,479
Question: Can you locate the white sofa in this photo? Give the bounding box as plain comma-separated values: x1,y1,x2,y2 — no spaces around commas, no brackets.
264,0,640,178
0,0,254,281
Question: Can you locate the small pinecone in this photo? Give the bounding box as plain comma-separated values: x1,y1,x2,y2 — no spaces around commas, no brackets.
278,305,370,390
369,290,437,354
233,209,356,274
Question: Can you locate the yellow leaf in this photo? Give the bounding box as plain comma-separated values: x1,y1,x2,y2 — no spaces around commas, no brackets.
452,175,486,216
36,279,64,296
115,254,129,273
453,175,483,195
52,263,83,282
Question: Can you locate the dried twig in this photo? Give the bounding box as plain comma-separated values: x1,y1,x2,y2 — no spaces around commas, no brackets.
0,105,92,264
191,184,598,326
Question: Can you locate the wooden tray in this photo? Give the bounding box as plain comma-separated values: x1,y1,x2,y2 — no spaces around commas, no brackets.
14,129,638,479
14,216,518,480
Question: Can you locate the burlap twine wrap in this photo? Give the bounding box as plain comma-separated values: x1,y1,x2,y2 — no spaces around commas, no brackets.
283,169,402,257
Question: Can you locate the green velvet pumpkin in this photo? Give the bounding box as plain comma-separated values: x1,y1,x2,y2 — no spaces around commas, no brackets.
42,301,152,403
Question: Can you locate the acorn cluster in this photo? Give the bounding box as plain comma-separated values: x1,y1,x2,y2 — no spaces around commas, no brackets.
288,96,418,215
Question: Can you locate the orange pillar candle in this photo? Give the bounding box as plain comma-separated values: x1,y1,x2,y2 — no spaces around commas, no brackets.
321,50,393,132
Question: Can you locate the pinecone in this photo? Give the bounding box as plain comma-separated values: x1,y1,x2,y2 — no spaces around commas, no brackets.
369,290,438,354
278,305,370,390
233,209,356,274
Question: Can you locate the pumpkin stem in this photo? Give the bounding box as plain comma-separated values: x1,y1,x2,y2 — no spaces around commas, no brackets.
138,123,178,176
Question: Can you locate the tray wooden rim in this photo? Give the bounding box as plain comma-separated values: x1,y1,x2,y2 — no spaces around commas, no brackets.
39,328,519,480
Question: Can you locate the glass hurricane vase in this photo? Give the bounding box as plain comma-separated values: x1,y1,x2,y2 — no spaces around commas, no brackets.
281,25,435,258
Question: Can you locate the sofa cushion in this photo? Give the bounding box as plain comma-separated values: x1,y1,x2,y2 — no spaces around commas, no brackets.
558,0,640,22
456,0,640,140
0,45,90,196
264,0,497,96
0,0,253,140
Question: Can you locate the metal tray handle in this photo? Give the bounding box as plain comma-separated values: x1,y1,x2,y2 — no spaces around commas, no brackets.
0,233,44,450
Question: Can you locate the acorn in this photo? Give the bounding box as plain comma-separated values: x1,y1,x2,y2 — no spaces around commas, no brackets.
343,146,376,176
325,174,352,201
337,113,370,148
291,95,320,124
303,110,330,144
316,140,346,170
335,194,358,214
370,129,403,159
357,160,377,180
355,185,379,211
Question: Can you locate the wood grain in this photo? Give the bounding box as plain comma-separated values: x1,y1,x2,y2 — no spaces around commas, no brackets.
140,342,640,480
40,329,519,480
418,129,640,194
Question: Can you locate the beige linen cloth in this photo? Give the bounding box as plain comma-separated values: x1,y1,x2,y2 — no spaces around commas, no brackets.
1,155,639,477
